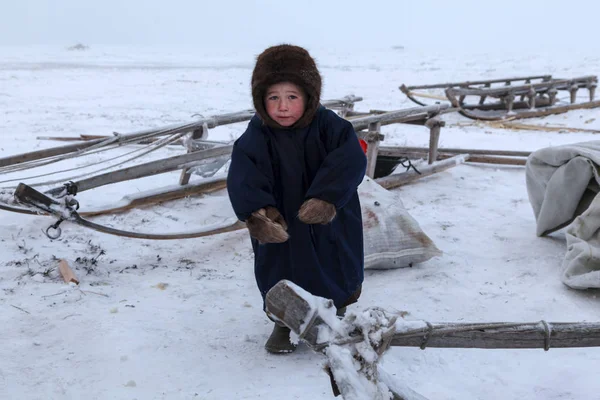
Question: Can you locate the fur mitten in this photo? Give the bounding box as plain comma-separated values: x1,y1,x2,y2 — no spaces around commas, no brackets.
298,198,336,225
246,206,289,244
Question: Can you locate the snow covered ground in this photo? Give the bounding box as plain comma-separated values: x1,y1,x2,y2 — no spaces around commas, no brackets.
1,44,600,399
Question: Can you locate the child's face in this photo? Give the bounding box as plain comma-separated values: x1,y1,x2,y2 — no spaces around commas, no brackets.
264,82,306,127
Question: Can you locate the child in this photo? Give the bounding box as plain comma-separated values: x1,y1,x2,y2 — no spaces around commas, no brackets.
227,44,367,353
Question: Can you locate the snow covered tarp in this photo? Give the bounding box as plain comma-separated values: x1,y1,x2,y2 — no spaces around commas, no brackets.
526,141,600,289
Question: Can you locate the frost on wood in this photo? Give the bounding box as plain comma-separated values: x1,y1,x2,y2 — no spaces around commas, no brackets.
323,308,398,400
265,280,400,399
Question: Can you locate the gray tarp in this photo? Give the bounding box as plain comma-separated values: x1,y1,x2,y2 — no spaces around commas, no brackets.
526,141,600,289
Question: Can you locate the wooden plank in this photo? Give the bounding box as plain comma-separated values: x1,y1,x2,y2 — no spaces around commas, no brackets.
45,146,233,196
374,155,469,190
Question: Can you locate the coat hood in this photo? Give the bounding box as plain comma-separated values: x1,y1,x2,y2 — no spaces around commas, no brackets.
251,44,322,129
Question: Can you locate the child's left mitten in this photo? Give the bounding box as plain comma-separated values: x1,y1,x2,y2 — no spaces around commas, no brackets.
298,198,336,225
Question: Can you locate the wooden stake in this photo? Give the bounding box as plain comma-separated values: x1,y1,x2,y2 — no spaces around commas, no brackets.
425,117,445,164
58,259,79,285
365,122,382,178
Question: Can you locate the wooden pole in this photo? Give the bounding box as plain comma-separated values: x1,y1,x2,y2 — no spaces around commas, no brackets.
439,154,526,166
390,321,600,349
379,146,531,158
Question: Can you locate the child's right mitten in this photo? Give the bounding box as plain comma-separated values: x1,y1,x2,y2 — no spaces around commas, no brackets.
246,206,289,244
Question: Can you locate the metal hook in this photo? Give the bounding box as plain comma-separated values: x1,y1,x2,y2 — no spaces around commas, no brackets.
44,219,64,239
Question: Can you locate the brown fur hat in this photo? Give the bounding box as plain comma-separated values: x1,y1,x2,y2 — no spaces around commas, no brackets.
251,44,322,129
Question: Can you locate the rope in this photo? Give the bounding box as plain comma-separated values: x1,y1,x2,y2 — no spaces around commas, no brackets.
2,131,186,189
420,321,434,350
0,120,204,175
0,132,181,187
398,157,421,174
0,134,123,175
540,320,552,351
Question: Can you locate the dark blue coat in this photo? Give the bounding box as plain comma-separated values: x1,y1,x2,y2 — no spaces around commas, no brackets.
227,106,367,308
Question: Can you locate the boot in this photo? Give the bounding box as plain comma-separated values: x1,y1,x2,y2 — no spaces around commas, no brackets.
265,323,297,354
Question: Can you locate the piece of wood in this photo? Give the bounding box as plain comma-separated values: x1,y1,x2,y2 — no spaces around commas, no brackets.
264,280,328,347
365,122,382,178
374,155,469,190
439,154,526,166
58,259,79,284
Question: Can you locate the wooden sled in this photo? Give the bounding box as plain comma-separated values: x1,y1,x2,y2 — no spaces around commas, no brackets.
445,75,599,120
400,75,552,107
401,75,599,121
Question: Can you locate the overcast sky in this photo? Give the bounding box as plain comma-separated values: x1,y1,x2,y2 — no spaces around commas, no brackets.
1,0,599,52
